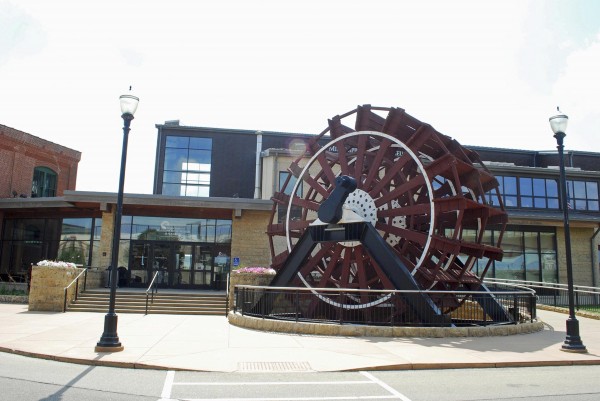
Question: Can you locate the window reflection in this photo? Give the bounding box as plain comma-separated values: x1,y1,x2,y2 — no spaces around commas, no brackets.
162,135,212,197
489,175,598,211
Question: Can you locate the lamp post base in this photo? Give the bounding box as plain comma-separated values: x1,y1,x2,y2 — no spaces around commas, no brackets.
561,317,587,353
95,345,124,353
95,313,124,352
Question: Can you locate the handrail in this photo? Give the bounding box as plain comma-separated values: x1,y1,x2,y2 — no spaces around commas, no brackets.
225,272,231,317
63,268,88,313
234,284,536,296
485,278,600,311
485,277,600,292
145,270,160,315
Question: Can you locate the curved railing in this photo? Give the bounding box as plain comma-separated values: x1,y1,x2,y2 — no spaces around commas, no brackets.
233,284,536,327
485,278,600,313
63,268,88,312
145,270,160,315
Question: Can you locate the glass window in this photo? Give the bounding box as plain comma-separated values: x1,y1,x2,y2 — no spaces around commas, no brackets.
166,136,189,148
31,167,57,198
546,180,558,197
503,176,517,195
162,136,212,197
162,183,180,196
493,176,575,211
525,254,541,281
127,216,231,243
587,182,599,200
523,232,538,253
567,180,600,211
520,178,532,196
278,171,303,222
532,178,546,196
494,230,524,280
574,181,586,198
164,148,187,170
479,228,558,283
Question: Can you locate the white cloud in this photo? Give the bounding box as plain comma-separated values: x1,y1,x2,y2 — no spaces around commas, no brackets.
1,0,599,194
0,2,46,64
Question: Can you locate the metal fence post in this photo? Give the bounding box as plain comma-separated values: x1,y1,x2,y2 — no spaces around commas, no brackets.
295,289,299,322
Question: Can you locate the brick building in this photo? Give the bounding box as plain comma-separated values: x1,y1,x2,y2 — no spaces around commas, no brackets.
0,118,599,290
0,124,81,199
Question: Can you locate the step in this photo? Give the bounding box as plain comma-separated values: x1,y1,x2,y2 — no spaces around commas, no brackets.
68,290,228,315
67,306,226,315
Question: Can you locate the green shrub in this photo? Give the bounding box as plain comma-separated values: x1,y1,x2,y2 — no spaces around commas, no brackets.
0,287,27,296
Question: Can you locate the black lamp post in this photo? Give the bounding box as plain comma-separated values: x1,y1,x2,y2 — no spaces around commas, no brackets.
95,91,139,352
549,107,587,353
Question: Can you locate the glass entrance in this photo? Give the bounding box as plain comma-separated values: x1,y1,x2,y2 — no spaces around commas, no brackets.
152,243,171,287
129,241,221,289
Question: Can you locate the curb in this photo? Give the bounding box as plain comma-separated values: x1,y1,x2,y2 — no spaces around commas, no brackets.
228,312,545,338
3,345,600,373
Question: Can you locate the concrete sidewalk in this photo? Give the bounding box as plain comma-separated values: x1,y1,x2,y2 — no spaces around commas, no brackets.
0,303,599,372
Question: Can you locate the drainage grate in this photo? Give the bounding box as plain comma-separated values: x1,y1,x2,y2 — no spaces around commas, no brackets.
238,361,312,372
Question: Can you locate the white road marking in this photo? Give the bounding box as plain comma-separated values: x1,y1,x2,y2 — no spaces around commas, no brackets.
162,370,411,401
360,372,412,401
181,396,397,401
174,380,373,386
158,370,176,401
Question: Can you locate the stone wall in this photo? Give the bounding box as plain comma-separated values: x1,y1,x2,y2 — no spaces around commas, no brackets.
28,266,79,312
556,226,595,286
230,210,272,268
229,273,274,310
228,312,544,337
85,269,106,289
0,295,28,304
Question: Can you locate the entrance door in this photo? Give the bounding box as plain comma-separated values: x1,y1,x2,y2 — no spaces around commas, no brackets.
129,241,172,288
152,243,171,288
129,241,217,289
192,245,213,287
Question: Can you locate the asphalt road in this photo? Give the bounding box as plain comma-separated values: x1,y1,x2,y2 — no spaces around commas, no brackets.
1,353,599,401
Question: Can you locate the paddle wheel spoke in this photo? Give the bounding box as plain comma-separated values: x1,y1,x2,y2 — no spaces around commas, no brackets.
266,106,507,322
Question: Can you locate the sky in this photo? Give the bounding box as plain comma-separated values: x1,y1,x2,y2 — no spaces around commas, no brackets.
2,0,600,195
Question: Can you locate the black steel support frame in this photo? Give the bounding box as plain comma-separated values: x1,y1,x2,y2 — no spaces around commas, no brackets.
264,222,448,324
261,221,513,326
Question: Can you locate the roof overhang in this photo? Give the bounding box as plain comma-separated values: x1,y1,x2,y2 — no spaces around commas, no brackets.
0,191,272,219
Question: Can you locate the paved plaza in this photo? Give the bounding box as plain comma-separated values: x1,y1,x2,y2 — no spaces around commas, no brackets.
0,304,599,372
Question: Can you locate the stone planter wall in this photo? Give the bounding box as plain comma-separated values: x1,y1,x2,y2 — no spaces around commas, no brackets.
28,266,79,312
229,273,274,310
0,295,28,304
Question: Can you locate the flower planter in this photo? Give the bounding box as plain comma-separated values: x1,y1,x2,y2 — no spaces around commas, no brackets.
28,265,79,312
229,269,275,310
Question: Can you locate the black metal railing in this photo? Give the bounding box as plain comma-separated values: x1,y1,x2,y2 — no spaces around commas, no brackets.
145,270,160,315
485,278,600,313
63,267,88,312
233,284,536,327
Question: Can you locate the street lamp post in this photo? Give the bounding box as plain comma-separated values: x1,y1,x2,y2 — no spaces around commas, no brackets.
95,91,139,352
549,107,587,353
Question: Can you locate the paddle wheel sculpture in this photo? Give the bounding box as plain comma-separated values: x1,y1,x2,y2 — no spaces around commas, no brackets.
265,105,509,325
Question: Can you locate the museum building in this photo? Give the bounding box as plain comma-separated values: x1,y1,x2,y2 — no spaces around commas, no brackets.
1,118,599,290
